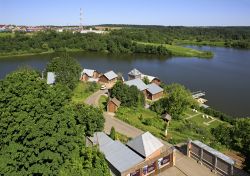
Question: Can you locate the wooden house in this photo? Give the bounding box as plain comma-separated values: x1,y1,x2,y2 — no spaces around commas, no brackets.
99,70,118,88
146,83,164,101
80,69,100,82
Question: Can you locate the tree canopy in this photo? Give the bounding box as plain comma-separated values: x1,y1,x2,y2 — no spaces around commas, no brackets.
110,81,145,107
46,54,82,90
0,68,109,175
211,118,250,173
151,83,195,117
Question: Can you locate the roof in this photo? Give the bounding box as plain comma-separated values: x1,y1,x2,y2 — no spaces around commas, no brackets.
125,78,148,91
92,132,144,173
82,69,95,77
128,68,142,76
147,83,163,95
110,97,121,107
141,74,158,82
47,72,55,85
104,71,118,80
162,113,172,121
192,140,235,165
127,131,164,158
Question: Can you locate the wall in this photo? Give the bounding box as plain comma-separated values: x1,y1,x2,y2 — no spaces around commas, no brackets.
107,101,117,113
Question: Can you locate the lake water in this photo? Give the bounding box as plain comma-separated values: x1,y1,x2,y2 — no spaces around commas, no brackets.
0,46,250,117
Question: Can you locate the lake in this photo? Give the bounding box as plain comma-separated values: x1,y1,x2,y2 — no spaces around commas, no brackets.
0,46,250,117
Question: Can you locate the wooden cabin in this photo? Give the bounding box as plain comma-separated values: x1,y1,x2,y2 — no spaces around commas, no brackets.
107,97,121,113
80,69,100,82
99,70,118,88
146,83,164,101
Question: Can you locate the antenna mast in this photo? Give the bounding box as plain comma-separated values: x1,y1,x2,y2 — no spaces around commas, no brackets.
80,8,83,31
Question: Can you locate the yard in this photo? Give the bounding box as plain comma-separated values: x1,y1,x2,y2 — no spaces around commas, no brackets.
71,82,100,104
115,106,225,147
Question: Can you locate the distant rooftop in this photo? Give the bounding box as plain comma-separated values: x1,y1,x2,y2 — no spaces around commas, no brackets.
82,68,95,77
147,83,163,94
125,78,148,91
127,131,164,158
128,68,142,76
104,70,118,80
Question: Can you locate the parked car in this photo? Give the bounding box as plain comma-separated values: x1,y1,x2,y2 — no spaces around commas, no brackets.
100,85,107,90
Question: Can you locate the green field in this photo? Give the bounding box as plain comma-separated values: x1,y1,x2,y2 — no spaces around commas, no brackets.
71,82,100,104
173,39,226,47
136,41,213,58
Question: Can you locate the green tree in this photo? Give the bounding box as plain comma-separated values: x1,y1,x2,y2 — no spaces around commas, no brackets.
71,104,105,136
142,76,150,84
0,68,109,175
110,81,145,107
164,83,195,116
110,127,116,140
46,54,82,90
151,83,195,117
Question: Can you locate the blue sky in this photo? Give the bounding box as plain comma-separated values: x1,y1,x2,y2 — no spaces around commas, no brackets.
1,0,250,26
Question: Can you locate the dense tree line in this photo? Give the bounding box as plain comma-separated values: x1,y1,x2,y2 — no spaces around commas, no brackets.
110,81,145,107
1,26,249,57
0,30,171,56
211,119,250,173
0,68,109,175
104,25,250,48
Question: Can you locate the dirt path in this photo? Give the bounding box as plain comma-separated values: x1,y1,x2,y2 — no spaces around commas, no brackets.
84,89,107,107
103,112,143,138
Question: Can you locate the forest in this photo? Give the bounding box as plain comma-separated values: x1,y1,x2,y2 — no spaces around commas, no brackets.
2,26,249,58
0,56,110,175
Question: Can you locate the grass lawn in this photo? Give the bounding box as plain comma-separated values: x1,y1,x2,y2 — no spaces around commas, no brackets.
182,108,223,130
136,41,213,58
98,95,108,111
115,106,227,147
71,82,100,104
116,107,167,139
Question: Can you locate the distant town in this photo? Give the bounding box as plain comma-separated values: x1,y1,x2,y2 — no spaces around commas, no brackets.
0,24,112,33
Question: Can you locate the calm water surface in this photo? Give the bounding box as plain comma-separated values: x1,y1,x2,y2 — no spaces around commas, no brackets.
0,46,250,117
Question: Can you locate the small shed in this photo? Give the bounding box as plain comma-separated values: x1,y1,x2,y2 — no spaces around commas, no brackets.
107,97,121,113
162,113,172,126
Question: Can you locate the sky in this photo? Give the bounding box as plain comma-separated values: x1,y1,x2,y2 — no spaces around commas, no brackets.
0,0,250,26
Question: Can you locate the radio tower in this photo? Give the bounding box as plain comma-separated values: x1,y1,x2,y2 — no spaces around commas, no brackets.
80,8,83,31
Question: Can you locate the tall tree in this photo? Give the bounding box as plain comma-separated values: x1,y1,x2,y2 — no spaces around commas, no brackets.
46,54,82,90
0,68,109,175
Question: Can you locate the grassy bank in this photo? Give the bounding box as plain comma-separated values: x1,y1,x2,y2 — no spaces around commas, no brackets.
115,106,228,150
137,42,213,58
173,39,225,47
